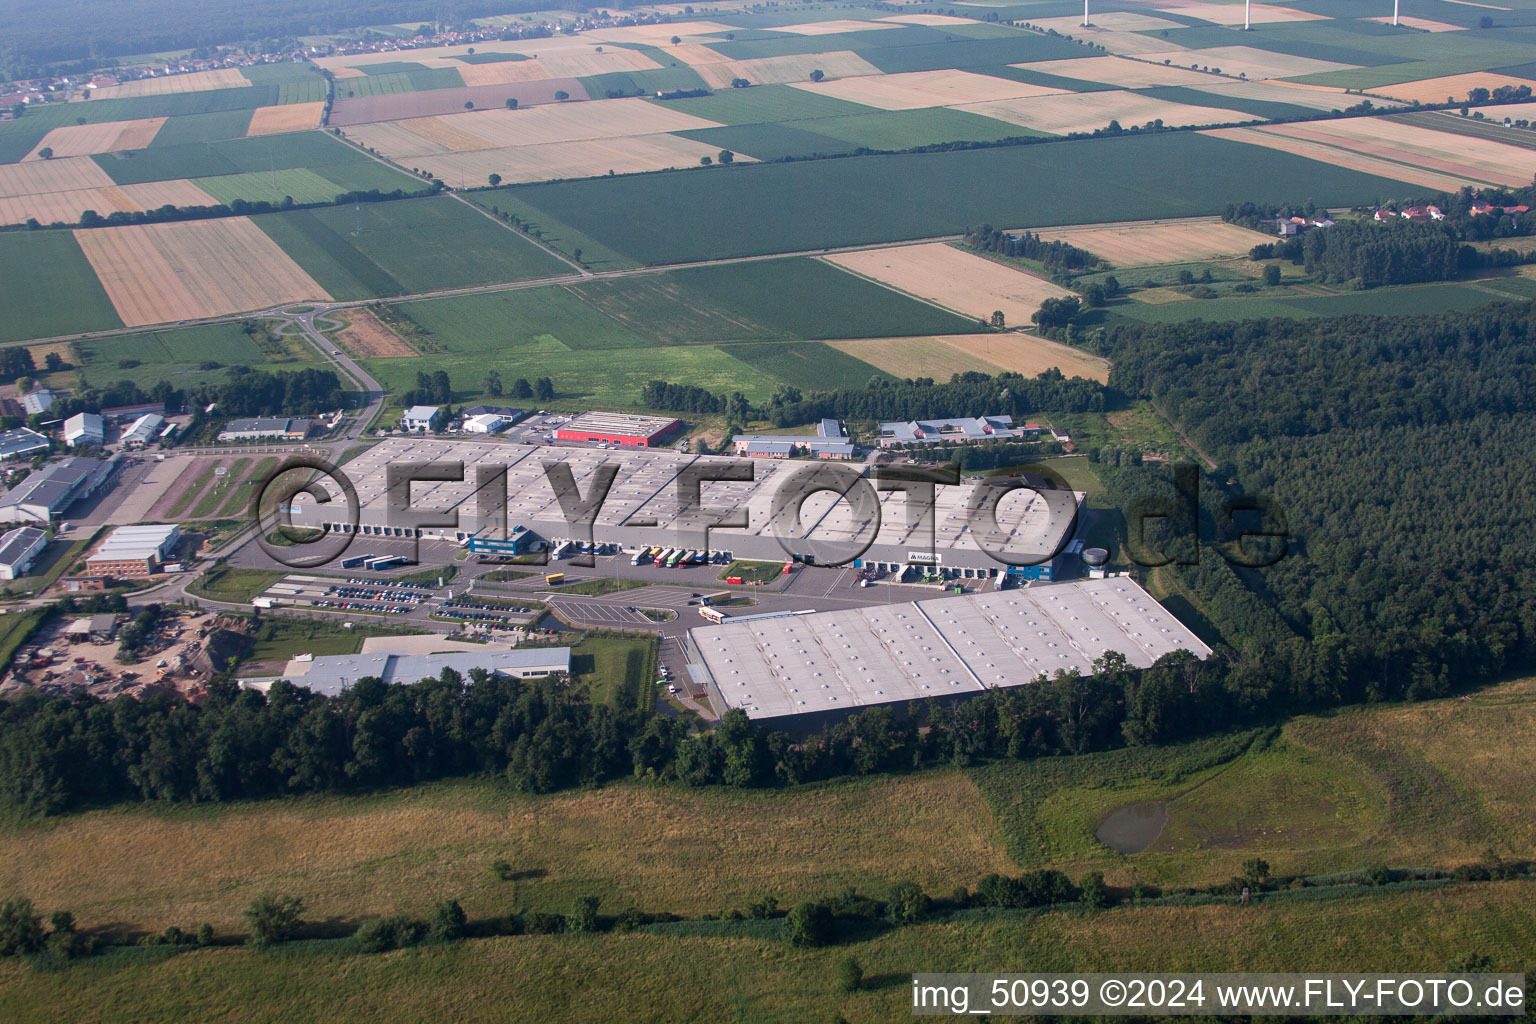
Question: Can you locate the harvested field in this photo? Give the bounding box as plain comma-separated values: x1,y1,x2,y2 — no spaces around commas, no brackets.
823,242,1072,324
23,117,166,159
1011,56,1221,89
1191,78,1357,111
1251,117,1535,187
1136,46,1355,80
411,133,745,185
86,68,251,100
536,48,663,79
329,80,589,126
333,307,415,358
1203,125,1491,191
825,334,1009,378
877,13,983,26
1063,30,1187,57
791,68,1066,110
1156,0,1327,23
0,179,217,227
694,52,882,90
1035,219,1276,267
958,89,1244,135
350,98,724,158
941,331,1109,381
776,19,898,35
457,61,556,87
666,44,734,67
1032,12,1186,33
26,341,73,368
1371,71,1536,105
0,156,116,199
585,20,738,44
74,218,330,326
1362,15,1464,31
245,102,326,136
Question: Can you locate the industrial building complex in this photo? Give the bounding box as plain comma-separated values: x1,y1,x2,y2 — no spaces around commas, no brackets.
85,523,181,577
687,578,1210,725
556,411,680,448
286,438,1082,579
0,456,119,524
242,647,573,697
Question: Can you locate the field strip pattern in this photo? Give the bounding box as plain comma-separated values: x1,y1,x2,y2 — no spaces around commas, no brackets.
956,90,1249,136
1255,118,1535,187
1154,0,1328,24
775,19,899,35
1030,13,1187,33
1370,72,1536,105
1011,56,1226,89
74,217,331,326
694,52,883,90
823,242,1072,324
246,102,327,136
0,156,117,199
827,332,1110,381
1136,45,1355,81
1202,126,1494,191
410,133,751,185
0,179,217,227
790,68,1069,110
347,98,726,158
85,68,252,100
1033,220,1278,268
23,117,167,160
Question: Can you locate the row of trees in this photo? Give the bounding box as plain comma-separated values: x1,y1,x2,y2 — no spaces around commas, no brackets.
962,225,1102,276
50,366,345,424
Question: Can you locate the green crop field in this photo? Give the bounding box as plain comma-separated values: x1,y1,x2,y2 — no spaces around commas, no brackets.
466,192,639,271
72,321,321,390
370,289,786,407
651,84,878,125
1132,85,1318,122
0,231,123,342
581,64,710,99
145,109,256,147
91,131,377,186
192,168,346,205
254,196,570,299
509,132,1421,265
680,106,1040,160
334,67,466,98
721,341,890,389
1111,281,1520,325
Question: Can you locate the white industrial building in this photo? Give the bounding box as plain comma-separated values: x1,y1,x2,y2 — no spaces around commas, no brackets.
0,456,118,524
217,417,312,442
401,405,443,433
462,413,508,434
120,413,164,448
687,578,1210,725
282,438,1083,579
241,646,572,697
21,388,58,416
63,412,105,448
85,522,181,576
0,526,48,579
0,427,50,460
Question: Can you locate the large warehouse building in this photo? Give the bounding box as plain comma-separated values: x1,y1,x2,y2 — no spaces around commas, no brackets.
242,647,572,697
285,438,1083,578
85,523,181,577
0,456,119,524
556,411,680,448
687,578,1210,726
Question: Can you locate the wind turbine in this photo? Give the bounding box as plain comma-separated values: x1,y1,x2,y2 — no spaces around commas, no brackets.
1245,0,1252,30
1083,0,1090,28
1394,0,1400,26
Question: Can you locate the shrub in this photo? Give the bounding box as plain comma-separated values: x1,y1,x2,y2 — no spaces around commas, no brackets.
356,915,425,953
429,899,467,942
0,898,46,956
837,956,863,992
887,881,931,924
243,892,304,947
784,901,835,948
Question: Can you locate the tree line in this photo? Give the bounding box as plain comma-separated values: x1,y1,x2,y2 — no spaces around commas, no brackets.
53,366,345,425
961,225,1102,277
3,186,440,235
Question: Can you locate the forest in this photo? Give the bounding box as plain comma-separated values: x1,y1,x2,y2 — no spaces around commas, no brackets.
51,367,345,424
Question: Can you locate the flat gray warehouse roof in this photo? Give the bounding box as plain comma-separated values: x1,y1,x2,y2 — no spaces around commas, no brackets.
688,578,1210,722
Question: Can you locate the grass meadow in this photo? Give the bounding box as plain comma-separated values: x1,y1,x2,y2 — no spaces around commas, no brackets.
254,195,570,299
0,231,123,342
71,321,321,391
509,132,1421,264
90,131,376,186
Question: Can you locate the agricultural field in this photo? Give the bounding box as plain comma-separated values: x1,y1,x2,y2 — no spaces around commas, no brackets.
0,231,123,342
1110,280,1521,325
73,217,328,325
509,131,1421,265
72,321,323,392
22,117,167,159
0,179,218,234
825,331,1111,383
823,241,1072,324
1035,219,1276,268
252,195,571,299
